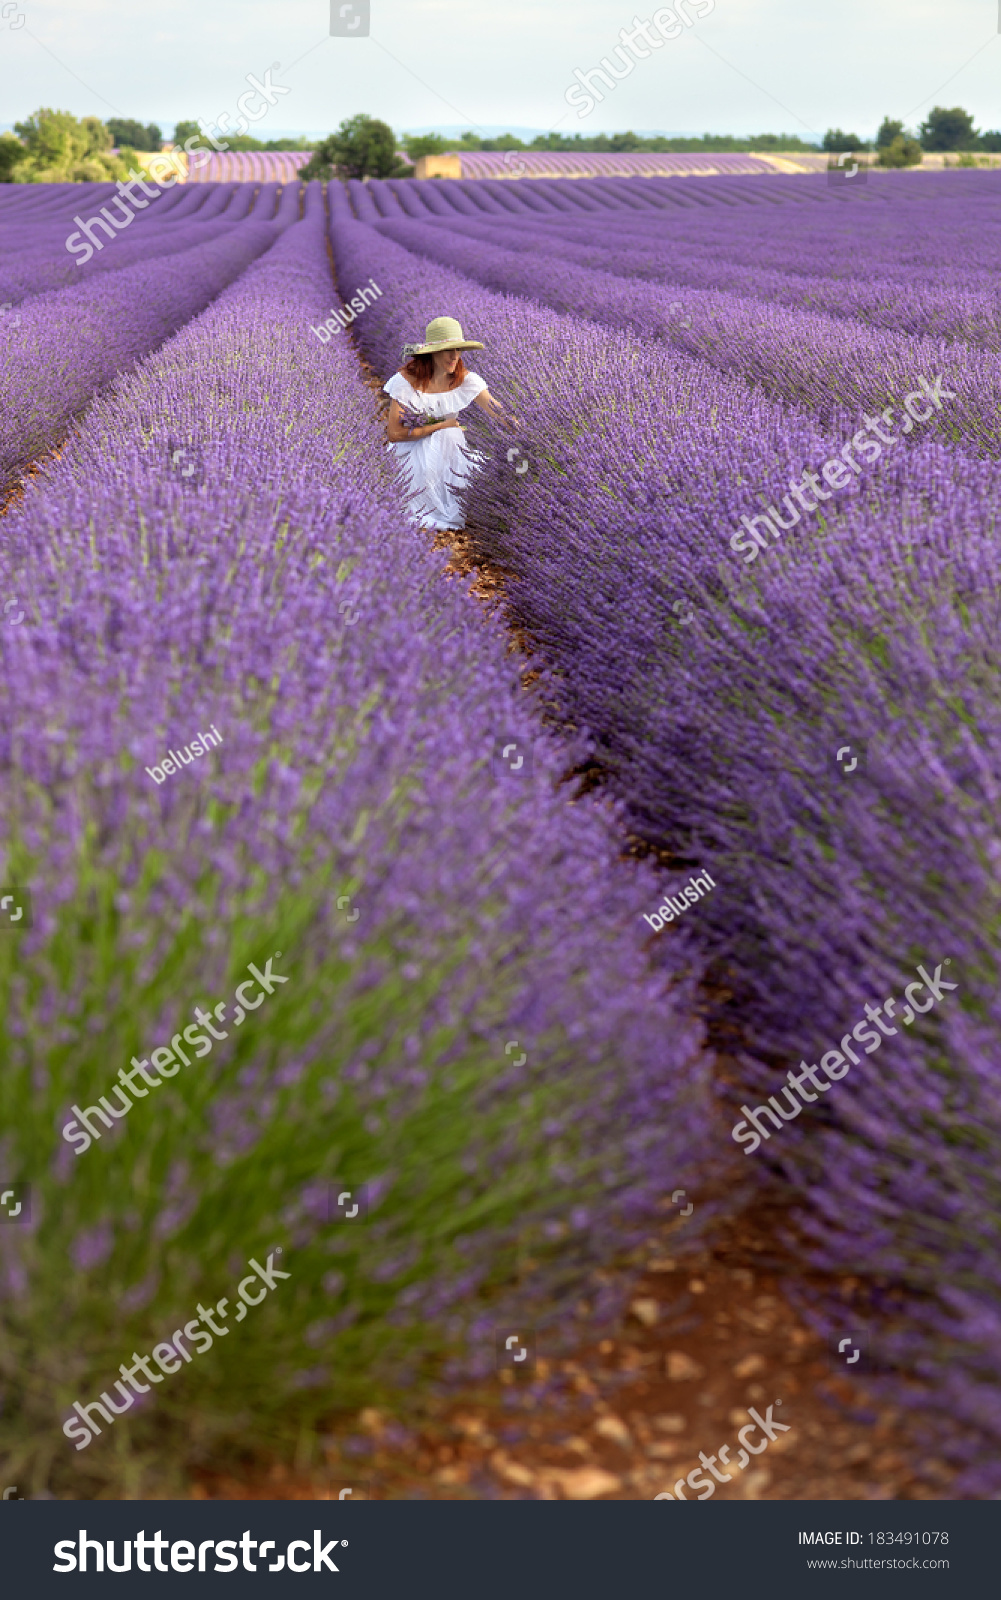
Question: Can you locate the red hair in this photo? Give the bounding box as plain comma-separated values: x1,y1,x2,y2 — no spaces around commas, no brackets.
400,352,467,392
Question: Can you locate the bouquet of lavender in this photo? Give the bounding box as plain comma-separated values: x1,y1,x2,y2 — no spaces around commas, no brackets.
396,399,434,434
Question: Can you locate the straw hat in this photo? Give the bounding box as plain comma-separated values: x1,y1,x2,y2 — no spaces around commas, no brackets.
410,316,484,355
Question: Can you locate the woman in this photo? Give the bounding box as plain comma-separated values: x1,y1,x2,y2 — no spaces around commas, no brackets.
384,316,506,533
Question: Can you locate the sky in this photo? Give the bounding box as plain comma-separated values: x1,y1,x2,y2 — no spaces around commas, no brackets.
0,1,999,144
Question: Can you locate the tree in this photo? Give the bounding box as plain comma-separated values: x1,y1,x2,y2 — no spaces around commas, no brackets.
919,105,978,151
979,129,1001,152
402,132,450,161
8,108,137,182
300,115,412,181
822,128,864,151
107,118,161,151
877,133,922,168
225,134,314,151
875,117,904,149
0,132,22,182
171,122,314,155
172,120,201,150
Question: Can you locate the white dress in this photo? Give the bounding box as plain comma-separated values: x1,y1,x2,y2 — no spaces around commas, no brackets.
383,369,487,532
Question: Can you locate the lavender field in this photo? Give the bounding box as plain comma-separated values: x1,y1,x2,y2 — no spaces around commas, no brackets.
1,168,999,1501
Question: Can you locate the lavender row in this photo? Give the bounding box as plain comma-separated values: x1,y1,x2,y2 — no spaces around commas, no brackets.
0,184,294,307
329,209,1001,1488
410,209,1001,352
378,173,1001,289
0,207,717,1495
0,216,237,309
0,183,199,253
0,218,286,497
370,214,1001,451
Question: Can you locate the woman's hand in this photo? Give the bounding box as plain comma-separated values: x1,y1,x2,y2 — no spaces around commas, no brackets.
472,388,520,428
387,398,418,443
437,416,463,430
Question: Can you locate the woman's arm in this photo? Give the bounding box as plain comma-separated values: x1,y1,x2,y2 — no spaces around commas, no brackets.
472,388,502,415
386,399,461,443
473,389,520,427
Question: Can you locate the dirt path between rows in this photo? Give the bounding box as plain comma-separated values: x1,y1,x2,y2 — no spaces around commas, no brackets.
192,450,956,1502
194,1196,952,1502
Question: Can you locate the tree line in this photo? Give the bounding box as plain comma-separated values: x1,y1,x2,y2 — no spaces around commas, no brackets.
3,106,999,185
0,110,315,183
821,108,1000,168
